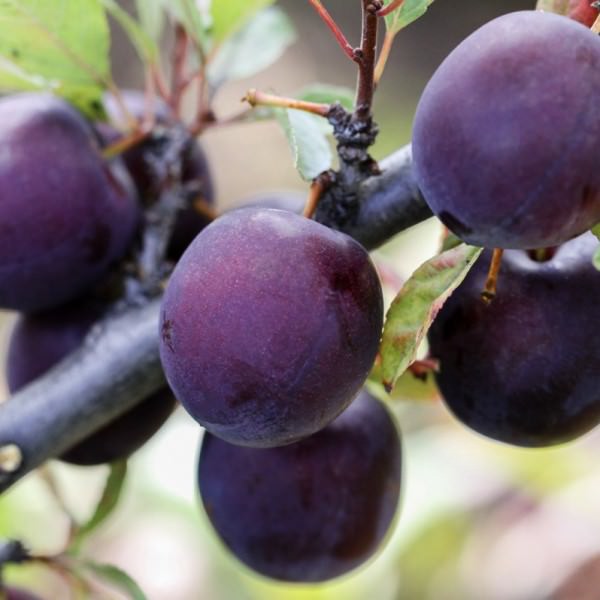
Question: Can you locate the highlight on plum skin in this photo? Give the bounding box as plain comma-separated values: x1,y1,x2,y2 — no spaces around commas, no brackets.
159,207,384,448
197,389,402,582
412,10,600,250
428,233,600,447
6,300,177,466
0,93,139,313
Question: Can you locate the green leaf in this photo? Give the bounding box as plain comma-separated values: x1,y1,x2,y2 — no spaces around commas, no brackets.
101,0,159,64
440,232,462,252
0,0,111,118
79,561,147,600
275,108,332,181
135,0,165,42
70,461,127,553
591,223,600,241
384,0,435,34
208,7,295,89
380,244,483,391
295,84,355,112
594,247,600,271
211,0,275,43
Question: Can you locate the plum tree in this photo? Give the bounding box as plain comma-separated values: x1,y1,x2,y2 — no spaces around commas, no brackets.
159,207,384,447
197,389,402,582
0,93,139,313
428,233,600,447
413,11,600,249
7,301,176,465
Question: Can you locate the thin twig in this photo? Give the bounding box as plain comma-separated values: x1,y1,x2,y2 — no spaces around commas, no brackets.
244,89,331,116
377,0,404,17
374,30,396,86
307,0,356,60
354,1,381,119
170,25,190,116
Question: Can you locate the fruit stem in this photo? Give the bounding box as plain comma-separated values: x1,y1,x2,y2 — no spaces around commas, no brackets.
374,30,396,86
408,358,440,380
307,0,356,61
193,196,219,221
243,89,331,116
101,128,151,160
377,0,405,17
481,248,504,304
354,1,381,120
303,175,331,218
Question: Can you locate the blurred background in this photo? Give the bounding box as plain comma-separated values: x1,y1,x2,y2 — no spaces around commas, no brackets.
3,1,600,598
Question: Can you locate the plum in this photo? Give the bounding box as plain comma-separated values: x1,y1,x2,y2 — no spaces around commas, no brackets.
428,233,600,446
159,208,383,447
198,389,402,582
413,11,600,249
7,301,176,466
0,93,139,312
2,587,43,600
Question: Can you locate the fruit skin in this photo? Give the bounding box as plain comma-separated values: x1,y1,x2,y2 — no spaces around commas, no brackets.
413,11,600,250
97,90,214,261
428,233,600,447
160,207,383,447
3,587,43,600
198,390,402,582
7,301,176,466
0,93,139,312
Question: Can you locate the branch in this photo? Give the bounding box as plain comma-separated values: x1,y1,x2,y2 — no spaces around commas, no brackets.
0,300,164,493
0,144,430,494
317,143,432,249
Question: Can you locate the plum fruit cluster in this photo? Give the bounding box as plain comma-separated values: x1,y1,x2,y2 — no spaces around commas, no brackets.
428,233,600,447
413,11,600,249
159,205,403,580
1,90,213,467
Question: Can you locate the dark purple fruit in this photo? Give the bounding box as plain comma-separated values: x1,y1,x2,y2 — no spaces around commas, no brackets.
3,587,43,600
413,11,600,249
98,90,214,260
7,301,176,466
428,233,600,447
159,208,383,447
0,93,139,312
198,390,402,582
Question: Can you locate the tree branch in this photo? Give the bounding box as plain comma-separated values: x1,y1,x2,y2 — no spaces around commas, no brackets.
318,143,432,249
0,143,430,494
0,300,164,493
